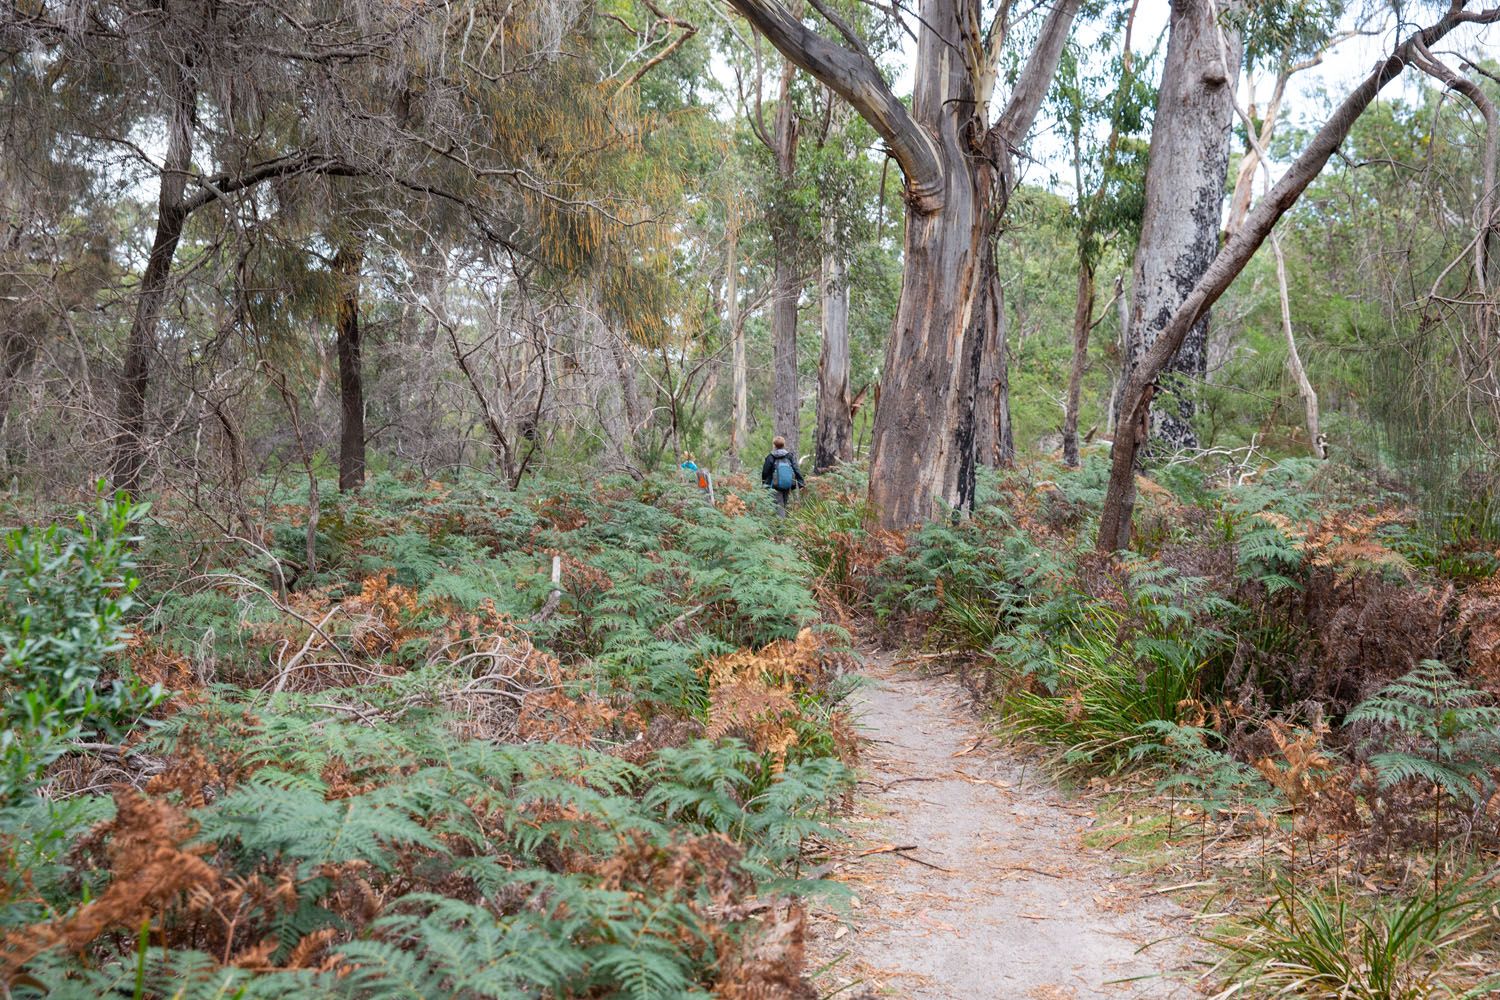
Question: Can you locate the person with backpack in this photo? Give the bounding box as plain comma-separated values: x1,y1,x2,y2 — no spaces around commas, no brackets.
760,436,804,516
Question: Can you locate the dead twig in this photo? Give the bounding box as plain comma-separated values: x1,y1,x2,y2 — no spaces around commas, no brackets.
893,851,953,873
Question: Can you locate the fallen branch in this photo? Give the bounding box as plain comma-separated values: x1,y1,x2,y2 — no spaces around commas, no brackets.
856,843,918,858
893,850,952,873
997,865,1063,879
268,605,342,695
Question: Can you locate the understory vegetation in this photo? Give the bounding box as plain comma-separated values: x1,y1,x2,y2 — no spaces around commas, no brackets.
793,456,1500,997
1,477,854,998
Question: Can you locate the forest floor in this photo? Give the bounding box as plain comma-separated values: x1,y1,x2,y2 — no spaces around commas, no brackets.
806,648,1202,999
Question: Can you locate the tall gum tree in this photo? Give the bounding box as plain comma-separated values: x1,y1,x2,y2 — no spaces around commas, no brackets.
742,45,806,445
726,0,1080,528
1117,0,1242,455
1097,1,1500,552
1055,6,1148,469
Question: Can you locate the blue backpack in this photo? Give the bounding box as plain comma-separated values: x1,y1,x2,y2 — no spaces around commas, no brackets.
772,456,796,491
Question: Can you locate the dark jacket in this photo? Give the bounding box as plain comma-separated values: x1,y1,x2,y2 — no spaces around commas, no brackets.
761,448,804,491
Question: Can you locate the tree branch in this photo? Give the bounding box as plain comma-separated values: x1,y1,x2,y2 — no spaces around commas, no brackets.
182,152,360,213
1098,2,1500,552
614,1,698,94
991,0,1081,149
726,0,944,207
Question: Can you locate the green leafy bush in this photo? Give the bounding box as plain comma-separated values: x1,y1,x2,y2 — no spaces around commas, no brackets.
0,488,163,802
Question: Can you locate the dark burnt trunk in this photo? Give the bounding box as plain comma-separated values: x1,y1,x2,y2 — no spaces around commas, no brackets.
0,327,37,457
961,232,1010,497
111,202,187,493
992,281,1015,467
972,257,1008,469
334,241,366,492
111,72,194,494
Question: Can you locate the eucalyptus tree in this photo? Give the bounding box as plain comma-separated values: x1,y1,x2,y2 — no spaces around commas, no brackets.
758,49,807,445
1097,0,1500,552
726,0,1081,527
1052,13,1151,468
810,94,889,471
1116,0,1243,456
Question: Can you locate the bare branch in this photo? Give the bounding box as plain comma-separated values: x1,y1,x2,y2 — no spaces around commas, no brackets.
725,0,944,206
991,0,1080,149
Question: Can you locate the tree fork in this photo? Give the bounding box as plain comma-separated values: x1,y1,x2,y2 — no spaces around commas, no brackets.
727,0,1078,528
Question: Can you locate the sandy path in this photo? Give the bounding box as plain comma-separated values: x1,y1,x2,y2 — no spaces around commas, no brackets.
807,650,1199,999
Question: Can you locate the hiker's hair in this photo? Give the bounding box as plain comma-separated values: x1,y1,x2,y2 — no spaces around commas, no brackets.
772,436,786,449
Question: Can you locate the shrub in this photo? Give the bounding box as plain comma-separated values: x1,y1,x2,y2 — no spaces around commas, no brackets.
1345,661,1500,811
0,488,163,803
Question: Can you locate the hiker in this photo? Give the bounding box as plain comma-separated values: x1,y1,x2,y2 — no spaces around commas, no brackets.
681,451,711,498
760,436,804,516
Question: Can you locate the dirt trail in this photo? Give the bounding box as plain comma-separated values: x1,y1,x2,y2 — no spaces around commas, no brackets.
807,650,1198,999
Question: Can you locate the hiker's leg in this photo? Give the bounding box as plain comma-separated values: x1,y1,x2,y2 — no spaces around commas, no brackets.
775,489,788,517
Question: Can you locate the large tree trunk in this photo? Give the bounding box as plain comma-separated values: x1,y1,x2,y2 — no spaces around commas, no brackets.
726,217,747,469
814,237,852,471
1118,0,1241,454
1061,259,1096,467
0,327,37,457
111,73,195,493
1097,4,1500,552
729,0,1077,528
868,173,985,526
866,1,1072,526
973,272,1011,469
769,60,802,444
334,240,366,492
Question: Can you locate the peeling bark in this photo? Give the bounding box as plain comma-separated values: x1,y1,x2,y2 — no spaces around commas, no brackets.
973,272,1011,469
729,0,1078,528
1120,0,1242,454
1062,261,1096,468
